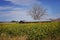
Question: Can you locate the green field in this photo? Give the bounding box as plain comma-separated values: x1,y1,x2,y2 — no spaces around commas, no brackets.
0,22,60,40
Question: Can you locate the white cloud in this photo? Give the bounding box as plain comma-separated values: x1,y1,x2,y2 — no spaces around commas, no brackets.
5,0,38,5
0,6,13,10
0,7,32,21
0,6,13,17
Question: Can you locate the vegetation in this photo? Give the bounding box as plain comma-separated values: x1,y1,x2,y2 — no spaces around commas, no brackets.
0,22,60,40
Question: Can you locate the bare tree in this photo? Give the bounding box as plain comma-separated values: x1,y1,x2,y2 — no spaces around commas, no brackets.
49,18,60,21
29,4,47,20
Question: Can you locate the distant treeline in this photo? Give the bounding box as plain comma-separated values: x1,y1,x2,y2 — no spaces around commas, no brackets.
0,20,60,23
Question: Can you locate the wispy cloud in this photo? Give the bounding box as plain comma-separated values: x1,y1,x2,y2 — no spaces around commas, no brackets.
0,6,13,10
5,0,38,6
0,6,32,21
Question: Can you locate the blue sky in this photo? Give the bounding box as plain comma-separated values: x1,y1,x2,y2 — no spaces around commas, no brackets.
0,0,60,21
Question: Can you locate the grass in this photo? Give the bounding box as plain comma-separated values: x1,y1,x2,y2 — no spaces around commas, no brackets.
0,21,60,40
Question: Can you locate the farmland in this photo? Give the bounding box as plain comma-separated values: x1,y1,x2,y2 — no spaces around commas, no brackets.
0,22,60,40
